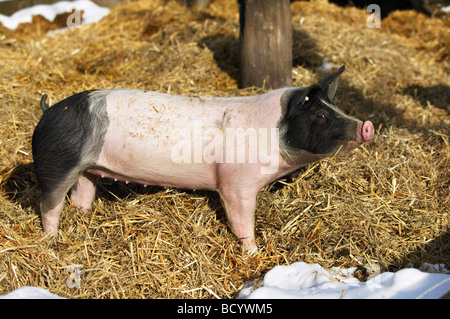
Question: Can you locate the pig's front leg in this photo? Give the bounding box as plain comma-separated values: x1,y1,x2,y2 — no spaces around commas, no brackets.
219,186,259,252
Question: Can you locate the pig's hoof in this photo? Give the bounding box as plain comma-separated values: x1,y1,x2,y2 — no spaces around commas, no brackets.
245,246,259,256
42,229,58,244
241,238,258,255
42,222,58,238
72,203,92,213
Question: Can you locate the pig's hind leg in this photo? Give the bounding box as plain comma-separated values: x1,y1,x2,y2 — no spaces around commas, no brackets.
37,167,97,235
37,169,82,236
37,166,97,235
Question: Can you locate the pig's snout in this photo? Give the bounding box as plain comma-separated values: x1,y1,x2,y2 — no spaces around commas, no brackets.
361,121,374,142
352,121,374,148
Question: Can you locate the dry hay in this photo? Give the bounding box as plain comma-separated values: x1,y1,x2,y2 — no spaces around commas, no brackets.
0,0,449,298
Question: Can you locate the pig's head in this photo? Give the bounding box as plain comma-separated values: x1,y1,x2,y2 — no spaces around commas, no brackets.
279,65,374,165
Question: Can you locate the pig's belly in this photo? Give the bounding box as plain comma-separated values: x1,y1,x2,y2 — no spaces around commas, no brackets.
89,134,219,190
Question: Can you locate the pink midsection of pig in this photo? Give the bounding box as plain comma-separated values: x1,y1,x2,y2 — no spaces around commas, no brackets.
87,89,290,191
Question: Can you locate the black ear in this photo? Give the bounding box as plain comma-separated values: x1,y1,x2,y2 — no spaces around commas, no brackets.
318,65,345,100
287,86,316,118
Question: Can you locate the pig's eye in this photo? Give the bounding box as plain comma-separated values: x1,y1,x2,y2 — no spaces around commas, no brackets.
315,110,328,122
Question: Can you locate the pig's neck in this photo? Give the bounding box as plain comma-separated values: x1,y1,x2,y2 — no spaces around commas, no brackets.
264,152,322,185
279,143,326,168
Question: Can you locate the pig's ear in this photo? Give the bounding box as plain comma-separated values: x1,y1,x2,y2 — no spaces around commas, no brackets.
319,65,345,100
287,87,313,117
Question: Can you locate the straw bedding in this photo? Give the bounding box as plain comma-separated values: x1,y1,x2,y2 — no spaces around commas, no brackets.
0,0,448,298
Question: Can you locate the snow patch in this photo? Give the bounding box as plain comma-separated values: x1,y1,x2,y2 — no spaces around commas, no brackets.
0,286,64,299
238,262,450,299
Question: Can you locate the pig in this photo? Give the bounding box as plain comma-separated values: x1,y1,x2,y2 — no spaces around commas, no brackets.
32,65,374,251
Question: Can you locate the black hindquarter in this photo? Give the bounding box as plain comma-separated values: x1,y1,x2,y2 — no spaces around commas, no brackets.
32,90,96,194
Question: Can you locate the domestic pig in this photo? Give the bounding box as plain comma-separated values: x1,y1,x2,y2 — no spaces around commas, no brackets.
32,65,374,251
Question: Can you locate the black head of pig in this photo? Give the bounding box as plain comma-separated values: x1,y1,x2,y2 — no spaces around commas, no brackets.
279,65,373,165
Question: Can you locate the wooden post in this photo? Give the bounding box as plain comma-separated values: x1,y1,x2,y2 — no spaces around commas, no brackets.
185,0,211,9
238,0,293,89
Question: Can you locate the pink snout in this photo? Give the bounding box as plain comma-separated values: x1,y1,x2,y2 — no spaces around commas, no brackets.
361,121,374,142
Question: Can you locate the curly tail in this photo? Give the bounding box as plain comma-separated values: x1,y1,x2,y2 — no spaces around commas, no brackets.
40,94,50,112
